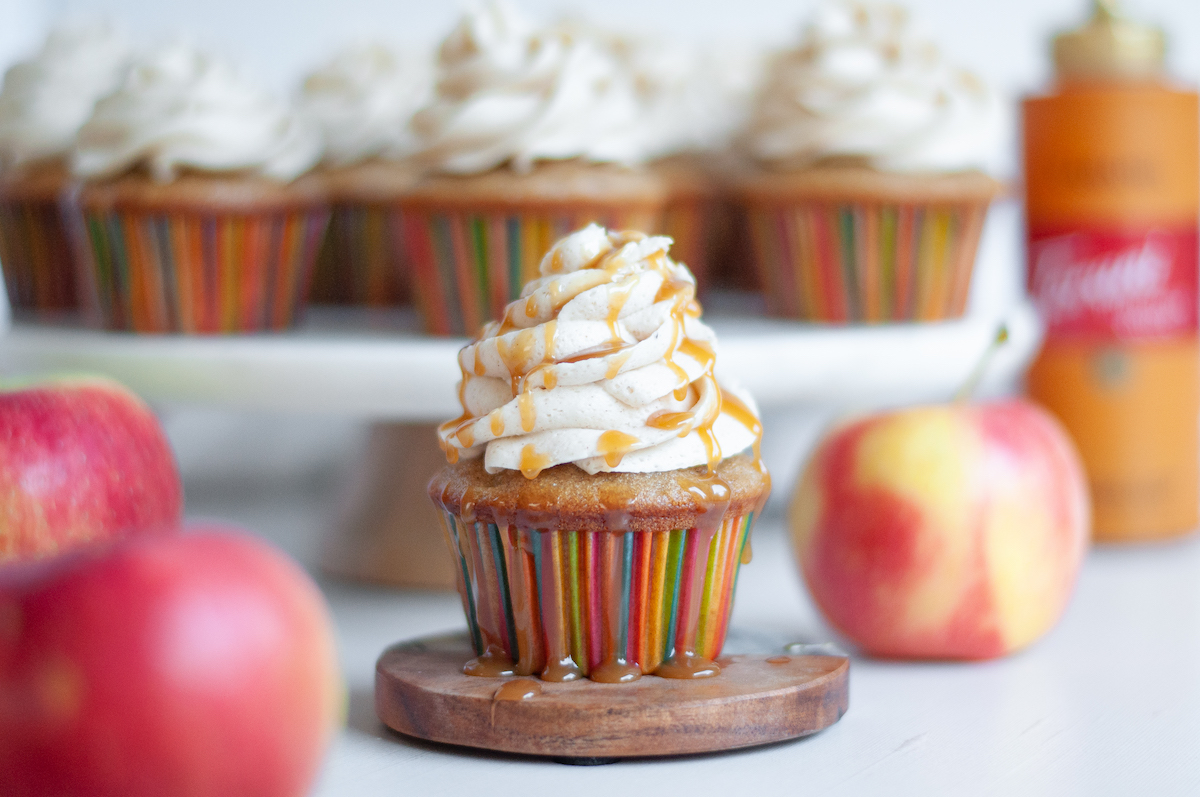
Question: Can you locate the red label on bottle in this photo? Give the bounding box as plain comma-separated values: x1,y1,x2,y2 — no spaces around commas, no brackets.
1028,226,1199,340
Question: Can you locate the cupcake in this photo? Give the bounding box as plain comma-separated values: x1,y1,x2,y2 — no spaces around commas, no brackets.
737,1,1004,322
300,44,431,307
69,43,327,333
0,22,129,314
401,1,668,336
602,32,765,291
429,223,770,683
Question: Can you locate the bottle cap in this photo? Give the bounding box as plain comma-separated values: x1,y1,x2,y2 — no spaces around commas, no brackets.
1054,0,1164,80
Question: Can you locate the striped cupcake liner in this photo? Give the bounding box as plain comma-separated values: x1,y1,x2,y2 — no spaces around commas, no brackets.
746,200,988,322
0,198,77,311
661,197,716,290
401,207,660,336
440,510,754,681
72,207,329,333
309,203,408,306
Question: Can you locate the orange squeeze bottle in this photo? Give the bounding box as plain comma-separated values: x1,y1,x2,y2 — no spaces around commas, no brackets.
1024,0,1200,541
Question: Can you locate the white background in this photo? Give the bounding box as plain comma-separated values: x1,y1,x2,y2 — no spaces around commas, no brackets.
7,0,1200,91
3,0,1199,114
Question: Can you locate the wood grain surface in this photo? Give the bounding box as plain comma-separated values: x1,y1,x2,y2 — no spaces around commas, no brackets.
375,633,849,759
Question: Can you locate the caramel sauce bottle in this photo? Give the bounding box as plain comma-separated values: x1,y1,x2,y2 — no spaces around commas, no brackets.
1024,0,1200,541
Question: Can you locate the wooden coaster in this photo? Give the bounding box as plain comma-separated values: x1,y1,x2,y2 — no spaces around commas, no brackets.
375,633,849,760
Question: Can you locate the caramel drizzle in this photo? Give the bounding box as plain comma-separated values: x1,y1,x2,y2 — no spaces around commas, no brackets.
519,444,551,480
518,392,536,433
597,430,640,469
605,279,636,341
440,228,744,480
646,334,723,473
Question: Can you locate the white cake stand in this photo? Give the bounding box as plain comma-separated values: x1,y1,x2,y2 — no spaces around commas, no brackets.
0,296,1041,586
0,298,1040,418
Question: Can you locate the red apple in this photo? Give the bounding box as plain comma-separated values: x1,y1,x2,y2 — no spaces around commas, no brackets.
0,526,343,797
790,399,1089,659
0,377,182,562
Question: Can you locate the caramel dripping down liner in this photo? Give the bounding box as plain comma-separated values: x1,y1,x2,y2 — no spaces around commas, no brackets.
442,511,483,655
443,515,754,678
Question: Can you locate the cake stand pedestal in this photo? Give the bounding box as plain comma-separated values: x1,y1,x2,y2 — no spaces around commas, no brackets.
321,421,456,588
375,633,849,761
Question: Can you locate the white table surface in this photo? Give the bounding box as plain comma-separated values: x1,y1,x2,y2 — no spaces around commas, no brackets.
194,462,1200,797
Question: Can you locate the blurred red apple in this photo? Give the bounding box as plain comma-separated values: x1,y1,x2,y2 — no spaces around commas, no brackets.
0,526,343,797
0,377,181,562
790,399,1089,659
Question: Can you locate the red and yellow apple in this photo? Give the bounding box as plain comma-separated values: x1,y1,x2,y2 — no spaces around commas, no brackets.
0,377,182,562
0,526,343,797
790,399,1089,659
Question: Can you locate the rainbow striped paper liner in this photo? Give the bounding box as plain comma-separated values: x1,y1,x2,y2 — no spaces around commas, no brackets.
440,511,755,679
401,207,660,336
72,207,329,333
0,198,77,311
746,199,988,322
660,196,715,290
309,203,408,306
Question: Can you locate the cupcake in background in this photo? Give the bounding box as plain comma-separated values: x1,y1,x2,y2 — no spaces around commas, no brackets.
300,43,431,307
402,0,668,336
69,43,327,333
738,1,1004,323
0,21,129,314
597,31,765,291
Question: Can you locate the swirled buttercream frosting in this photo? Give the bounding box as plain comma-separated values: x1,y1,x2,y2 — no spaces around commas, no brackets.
412,1,645,174
742,1,1002,173
438,224,762,477
73,43,322,182
573,26,763,158
0,21,130,171
300,43,432,166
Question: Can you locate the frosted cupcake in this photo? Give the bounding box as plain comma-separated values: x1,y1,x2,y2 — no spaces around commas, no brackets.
738,1,1004,322
401,1,668,336
429,224,770,683
70,43,326,333
300,44,431,307
0,22,129,313
601,31,764,290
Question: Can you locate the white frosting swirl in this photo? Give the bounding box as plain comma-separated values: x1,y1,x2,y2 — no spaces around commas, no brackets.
73,43,322,182
411,1,646,174
743,1,1002,172
0,21,130,171
439,224,760,477
589,29,763,157
300,44,432,166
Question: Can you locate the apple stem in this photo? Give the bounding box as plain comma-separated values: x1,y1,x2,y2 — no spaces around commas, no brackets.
955,325,1010,403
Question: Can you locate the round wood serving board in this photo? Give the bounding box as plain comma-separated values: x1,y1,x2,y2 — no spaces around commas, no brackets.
374,633,850,760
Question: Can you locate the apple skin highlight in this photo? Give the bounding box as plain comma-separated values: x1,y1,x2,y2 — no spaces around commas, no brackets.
790,400,1090,660
0,379,182,562
0,528,343,797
